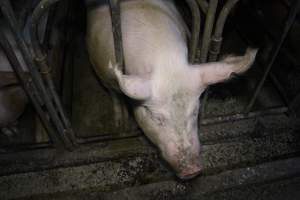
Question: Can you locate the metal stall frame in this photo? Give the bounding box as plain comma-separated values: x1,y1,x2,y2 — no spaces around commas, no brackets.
0,0,76,151
0,0,298,152
199,0,300,122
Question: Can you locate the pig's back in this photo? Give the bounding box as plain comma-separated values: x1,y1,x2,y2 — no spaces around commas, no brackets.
86,0,188,90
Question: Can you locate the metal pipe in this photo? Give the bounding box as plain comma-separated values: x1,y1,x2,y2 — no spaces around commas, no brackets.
186,0,201,64
196,0,208,14
30,0,77,146
201,106,288,125
209,0,240,62
289,92,300,117
0,30,62,148
0,0,75,150
199,0,218,63
109,0,125,73
245,0,300,113
201,0,240,118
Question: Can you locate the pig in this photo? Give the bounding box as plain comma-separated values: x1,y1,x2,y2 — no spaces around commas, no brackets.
0,21,29,134
86,0,257,179
0,73,28,127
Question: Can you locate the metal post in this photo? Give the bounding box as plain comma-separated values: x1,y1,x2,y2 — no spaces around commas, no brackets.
245,0,300,113
109,0,125,73
30,0,77,147
196,0,208,14
186,0,201,64
201,0,240,118
0,31,62,148
0,0,76,150
208,0,240,62
199,0,218,63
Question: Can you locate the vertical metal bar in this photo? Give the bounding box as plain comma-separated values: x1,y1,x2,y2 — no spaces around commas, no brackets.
196,0,208,14
201,0,240,118
208,0,240,62
109,0,125,73
199,0,218,63
0,31,62,148
0,0,75,150
31,0,77,146
245,0,300,113
186,0,201,64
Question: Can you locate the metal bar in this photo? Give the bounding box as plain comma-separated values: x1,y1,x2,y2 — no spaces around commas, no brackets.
109,0,125,73
209,0,240,62
201,106,288,125
242,4,299,68
234,23,296,116
255,59,291,112
245,0,300,113
186,0,201,64
201,0,240,119
269,72,290,106
199,0,218,63
0,143,52,154
289,92,300,117
196,0,208,14
30,0,77,147
0,31,62,148
0,0,74,150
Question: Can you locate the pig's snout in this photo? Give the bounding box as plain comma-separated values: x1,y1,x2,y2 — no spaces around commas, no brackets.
162,149,202,180
176,166,202,180
176,157,202,180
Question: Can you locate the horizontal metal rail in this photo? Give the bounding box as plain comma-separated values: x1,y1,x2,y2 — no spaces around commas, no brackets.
201,106,288,125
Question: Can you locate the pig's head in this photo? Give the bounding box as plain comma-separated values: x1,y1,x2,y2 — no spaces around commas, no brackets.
113,48,257,179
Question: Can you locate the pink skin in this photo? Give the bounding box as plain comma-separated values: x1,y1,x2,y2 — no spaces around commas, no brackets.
113,48,257,179
86,0,258,179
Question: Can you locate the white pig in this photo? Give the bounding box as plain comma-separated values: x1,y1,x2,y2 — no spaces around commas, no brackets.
86,0,257,179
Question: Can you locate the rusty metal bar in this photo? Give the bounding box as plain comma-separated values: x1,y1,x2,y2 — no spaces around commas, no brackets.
186,0,201,64
245,0,300,113
209,0,240,62
0,30,62,148
30,0,77,147
196,0,208,14
0,0,75,150
201,0,240,118
199,0,218,63
201,106,288,125
109,0,125,73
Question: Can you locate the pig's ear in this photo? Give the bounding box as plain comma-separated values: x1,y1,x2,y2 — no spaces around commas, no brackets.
110,62,152,100
199,48,258,85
